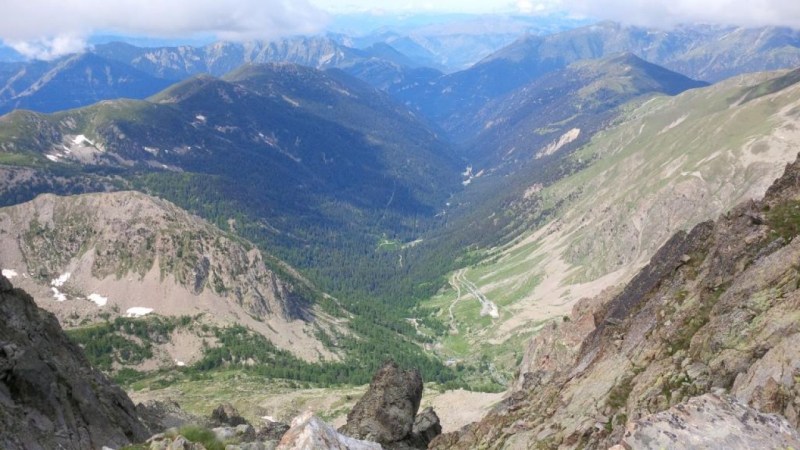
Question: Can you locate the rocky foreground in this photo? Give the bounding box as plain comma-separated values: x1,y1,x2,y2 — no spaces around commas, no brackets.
0,277,442,449
0,274,148,449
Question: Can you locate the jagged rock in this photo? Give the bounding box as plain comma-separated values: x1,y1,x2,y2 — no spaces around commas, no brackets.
616,394,800,449
339,360,423,446
278,411,382,450
211,402,249,427
0,275,149,449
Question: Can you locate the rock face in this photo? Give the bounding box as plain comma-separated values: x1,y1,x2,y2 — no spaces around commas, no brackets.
340,361,422,445
617,394,800,449
432,156,800,448
0,274,149,449
279,411,382,450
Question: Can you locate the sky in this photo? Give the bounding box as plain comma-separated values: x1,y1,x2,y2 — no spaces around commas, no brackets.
1,0,800,59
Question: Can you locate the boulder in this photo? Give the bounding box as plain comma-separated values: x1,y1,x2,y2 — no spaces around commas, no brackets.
339,361,423,445
211,402,249,427
278,411,381,450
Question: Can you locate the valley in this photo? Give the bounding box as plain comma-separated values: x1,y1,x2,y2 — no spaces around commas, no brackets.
2,8,800,449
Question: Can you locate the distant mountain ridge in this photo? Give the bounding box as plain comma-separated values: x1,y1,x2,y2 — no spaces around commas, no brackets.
453,52,708,167
393,22,800,133
0,52,173,114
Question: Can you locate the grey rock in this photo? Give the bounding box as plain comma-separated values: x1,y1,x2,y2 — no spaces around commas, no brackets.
211,402,249,427
0,276,149,449
279,412,381,450
256,421,290,442
339,360,423,445
402,407,442,449
138,400,205,433
617,393,800,449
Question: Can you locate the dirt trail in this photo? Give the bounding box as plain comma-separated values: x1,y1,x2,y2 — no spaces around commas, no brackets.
449,269,499,320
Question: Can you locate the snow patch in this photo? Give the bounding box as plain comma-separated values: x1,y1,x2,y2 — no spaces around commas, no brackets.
536,128,581,159
51,272,71,287
175,360,186,367
88,293,108,307
195,114,206,123
659,114,689,134
126,307,154,317
51,287,67,302
461,165,484,186
46,154,60,162
73,135,94,146
2,269,18,279
282,95,300,107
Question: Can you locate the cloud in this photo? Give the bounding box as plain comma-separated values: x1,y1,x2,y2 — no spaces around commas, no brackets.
1,0,329,60
558,0,800,29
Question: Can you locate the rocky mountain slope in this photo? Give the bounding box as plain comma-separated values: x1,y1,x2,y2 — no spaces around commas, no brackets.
0,63,459,294
424,68,800,378
0,53,173,114
454,53,707,166
0,191,332,361
0,274,149,449
94,37,438,92
433,152,800,448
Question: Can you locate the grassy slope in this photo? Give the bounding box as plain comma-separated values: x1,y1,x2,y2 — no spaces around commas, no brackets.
422,70,800,376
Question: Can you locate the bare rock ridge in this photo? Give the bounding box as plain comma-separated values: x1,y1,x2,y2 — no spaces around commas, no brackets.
0,191,310,322
0,274,149,449
432,155,800,448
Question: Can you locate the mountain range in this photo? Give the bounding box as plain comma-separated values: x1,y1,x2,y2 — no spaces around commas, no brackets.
3,15,800,449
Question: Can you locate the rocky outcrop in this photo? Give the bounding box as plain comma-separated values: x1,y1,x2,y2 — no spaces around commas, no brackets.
211,402,249,427
614,394,800,449
433,156,800,448
0,274,149,449
279,411,382,450
340,360,440,448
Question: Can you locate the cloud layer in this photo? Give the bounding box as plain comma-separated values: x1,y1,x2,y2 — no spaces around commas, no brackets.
1,0,329,59
555,0,800,29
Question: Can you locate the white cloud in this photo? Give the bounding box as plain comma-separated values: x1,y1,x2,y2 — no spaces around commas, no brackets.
1,0,329,60
558,0,800,29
